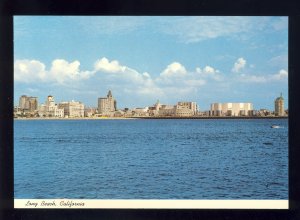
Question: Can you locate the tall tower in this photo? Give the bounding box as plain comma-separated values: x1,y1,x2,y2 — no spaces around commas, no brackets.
275,93,284,116
46,95,55,107
98,90,116,114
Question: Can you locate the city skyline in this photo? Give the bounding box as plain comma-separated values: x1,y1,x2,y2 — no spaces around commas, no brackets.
14,16,288,110
16,92,286,113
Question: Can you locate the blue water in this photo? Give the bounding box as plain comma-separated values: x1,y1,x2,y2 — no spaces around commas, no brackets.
14,119,288,199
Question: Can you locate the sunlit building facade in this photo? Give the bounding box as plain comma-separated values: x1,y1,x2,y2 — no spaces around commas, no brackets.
58,100,84,118
275,93,285,116
19,95,38,112
98,90,117,115
210,102,253,116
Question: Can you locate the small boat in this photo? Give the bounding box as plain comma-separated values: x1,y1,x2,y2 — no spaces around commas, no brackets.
271,125,280,128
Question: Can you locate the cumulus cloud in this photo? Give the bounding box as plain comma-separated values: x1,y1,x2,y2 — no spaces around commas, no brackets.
50,59,93,84
232,57,246,73
14,57,224,105
94,57,126,73
14,60,47,82
160,62,187,78
14,59,93,84
195,65,221,81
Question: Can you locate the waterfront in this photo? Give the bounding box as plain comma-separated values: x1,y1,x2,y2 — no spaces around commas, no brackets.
14,119,288,199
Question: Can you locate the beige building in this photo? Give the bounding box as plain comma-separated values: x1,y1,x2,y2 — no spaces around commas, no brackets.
84,107,97,117
175,102,198,117
158,105,176,116
19,95,38,112
39,95,64,118
132,107,149,117
58,100,84,118
210,102,253,116
274,93,285,116
98,90,117,115
148,100,161,116
148,100,198,117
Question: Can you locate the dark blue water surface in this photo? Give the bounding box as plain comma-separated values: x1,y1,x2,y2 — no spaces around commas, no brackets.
14,119,288,199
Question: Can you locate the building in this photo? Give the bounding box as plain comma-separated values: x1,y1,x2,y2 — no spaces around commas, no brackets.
175,102,198,117
275,93,285,116
19,95,38,112
39,95,64,118
158,105,176,116
210,102,253,116
148,100,161,116
148,100,198,117
58,100,84,118
98,90,117,116
84,107,97,117
132,107,149,117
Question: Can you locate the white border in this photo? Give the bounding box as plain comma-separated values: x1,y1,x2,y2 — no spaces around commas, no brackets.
14,199,289,209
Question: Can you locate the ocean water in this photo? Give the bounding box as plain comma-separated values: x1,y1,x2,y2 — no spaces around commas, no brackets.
14,119,288,199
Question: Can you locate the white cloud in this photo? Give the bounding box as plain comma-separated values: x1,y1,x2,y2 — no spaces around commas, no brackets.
50,59,93,84
14,59,93,84
195,65,222,81
271,69,288,80
238,69,288,83
239,74,267,83
14,60,47,82
184,79,206,87
94,57,126,73
160,62,187,78
232,57,246,73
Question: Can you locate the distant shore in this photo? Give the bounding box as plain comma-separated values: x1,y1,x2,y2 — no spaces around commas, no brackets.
14,116,288,120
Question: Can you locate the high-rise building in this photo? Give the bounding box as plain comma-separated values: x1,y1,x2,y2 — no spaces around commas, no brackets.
98,90,117,115
275,93,285,116
19,95,38,112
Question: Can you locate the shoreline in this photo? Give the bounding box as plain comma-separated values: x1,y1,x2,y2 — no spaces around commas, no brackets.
14,116,288,120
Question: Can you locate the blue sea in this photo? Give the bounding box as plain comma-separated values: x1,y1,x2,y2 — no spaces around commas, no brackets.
14,119,288,199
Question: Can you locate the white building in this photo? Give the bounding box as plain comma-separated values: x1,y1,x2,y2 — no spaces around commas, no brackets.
210,102,253,116
58,100,84,118
39,95,64,118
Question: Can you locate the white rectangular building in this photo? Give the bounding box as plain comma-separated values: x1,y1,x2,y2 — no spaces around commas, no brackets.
210,103,253,116
58,101,84,118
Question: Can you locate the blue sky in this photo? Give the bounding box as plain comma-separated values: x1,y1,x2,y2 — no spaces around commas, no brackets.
14,16,288,110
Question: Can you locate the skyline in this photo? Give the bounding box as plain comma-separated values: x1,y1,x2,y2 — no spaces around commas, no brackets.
14,16,288,110
16,91,286,113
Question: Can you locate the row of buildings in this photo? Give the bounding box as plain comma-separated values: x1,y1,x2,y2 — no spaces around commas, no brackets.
14,91,287,118
15,95,84,118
